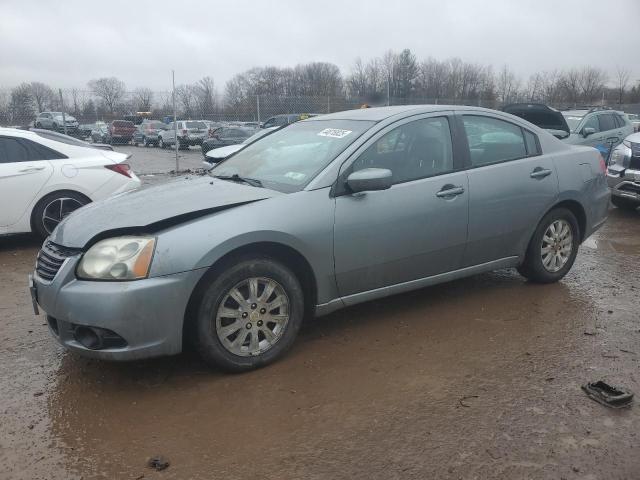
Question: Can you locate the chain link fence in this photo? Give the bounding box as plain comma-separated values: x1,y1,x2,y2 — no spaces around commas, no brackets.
2,87,639,129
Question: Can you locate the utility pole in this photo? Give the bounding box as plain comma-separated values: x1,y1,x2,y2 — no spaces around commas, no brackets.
256,95,260,125
172,70,179,172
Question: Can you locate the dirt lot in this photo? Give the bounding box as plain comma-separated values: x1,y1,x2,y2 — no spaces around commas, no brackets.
1,204,639,480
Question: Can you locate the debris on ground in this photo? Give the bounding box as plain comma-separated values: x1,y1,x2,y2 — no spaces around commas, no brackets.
581,381,634,409
147,455,170,471
458,395,479,408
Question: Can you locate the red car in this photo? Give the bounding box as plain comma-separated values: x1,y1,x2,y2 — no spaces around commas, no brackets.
107,120,136,145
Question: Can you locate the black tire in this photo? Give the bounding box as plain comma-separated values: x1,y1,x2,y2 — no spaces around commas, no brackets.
31,191,90,238
142,136,149,147
611,196,639,211
518,207,580,284
52,123,59,132
194,256,304,372
35,122,42,128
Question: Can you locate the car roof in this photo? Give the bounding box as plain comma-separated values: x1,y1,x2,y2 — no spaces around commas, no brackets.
306,105,499,122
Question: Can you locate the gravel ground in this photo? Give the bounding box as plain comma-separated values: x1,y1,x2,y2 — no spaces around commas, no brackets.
1,199,639,479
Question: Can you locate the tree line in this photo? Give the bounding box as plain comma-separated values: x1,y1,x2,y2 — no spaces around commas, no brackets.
1,48,638,124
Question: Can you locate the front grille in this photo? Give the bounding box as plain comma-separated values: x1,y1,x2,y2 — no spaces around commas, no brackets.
630,142,640,157
629,155,640,170
36,241,81,282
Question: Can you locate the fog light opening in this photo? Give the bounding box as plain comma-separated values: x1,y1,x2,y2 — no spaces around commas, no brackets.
74,326,102,350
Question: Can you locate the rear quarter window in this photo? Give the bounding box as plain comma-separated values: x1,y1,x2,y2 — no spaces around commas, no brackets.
524,130,541,156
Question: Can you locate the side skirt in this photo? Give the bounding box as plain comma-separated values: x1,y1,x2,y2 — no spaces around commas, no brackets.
314,256,520,317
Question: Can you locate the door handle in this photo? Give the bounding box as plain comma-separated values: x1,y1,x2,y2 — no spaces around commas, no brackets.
530,167,552,179
18,166,46,173
436,185,465,198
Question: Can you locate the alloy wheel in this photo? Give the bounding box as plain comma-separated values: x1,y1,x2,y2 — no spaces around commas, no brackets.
215,277,290,357
42,197,84,234
541,219,573,273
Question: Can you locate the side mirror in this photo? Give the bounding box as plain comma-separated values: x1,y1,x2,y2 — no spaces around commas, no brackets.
346,168,393,193
583,127,596,138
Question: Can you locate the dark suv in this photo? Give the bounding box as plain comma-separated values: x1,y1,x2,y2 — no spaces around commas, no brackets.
261,113,316,129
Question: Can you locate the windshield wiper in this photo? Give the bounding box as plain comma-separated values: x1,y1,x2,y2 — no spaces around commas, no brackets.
212,173,263,188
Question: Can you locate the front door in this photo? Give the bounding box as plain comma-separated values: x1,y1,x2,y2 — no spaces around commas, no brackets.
333,114,469,297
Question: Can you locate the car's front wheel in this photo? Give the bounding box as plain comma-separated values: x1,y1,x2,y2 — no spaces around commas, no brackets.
194,256,304,372
518,207,579,283
31,191,90,238
611,196,639,211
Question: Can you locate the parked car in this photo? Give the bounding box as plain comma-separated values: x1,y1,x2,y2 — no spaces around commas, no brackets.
201,127,258,156
31,105,609,372
503,104,634,155
203,127,279,164
158,120,209,148
31,128,114,151
0,127,139,238
607,131,640,211
78,123,95,138
132,120,168,147
107,120,136,144
35,112,79,133
626,113,640,132
90,124,109,144
261,113,316,129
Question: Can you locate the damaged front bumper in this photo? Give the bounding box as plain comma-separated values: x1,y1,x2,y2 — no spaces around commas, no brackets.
32,255,206,361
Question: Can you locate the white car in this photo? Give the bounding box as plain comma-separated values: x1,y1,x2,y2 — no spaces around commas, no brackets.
0,127,141,237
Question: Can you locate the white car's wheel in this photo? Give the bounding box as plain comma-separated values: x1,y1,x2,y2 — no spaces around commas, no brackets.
31,191,90,238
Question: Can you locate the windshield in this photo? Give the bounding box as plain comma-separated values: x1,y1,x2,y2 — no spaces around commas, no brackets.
562,114,583,132
186,121,207,129
210,119,374,193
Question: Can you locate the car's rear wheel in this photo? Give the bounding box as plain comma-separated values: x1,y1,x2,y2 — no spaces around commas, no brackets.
611,196,639,211
194,256,304,372
31,191,90,238
518,207,579,283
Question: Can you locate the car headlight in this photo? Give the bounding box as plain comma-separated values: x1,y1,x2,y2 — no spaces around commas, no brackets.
609,144,632,168
77,236,156,280
622,139,631,148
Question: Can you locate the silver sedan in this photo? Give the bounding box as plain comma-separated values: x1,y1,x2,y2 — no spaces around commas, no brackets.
31,105,610,371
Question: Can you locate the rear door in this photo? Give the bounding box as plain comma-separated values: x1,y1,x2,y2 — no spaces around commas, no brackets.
0,136,55,226
333,113,469,297
459,112,559,266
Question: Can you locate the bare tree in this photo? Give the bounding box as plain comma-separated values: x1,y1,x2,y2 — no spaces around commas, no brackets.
29,82,54,112
496,65,520,104
175,84,197,118
615,66,631,104
9,83,35,124
194,76,216,117
132,87,154,112
88,77,126,114
579,67,607,104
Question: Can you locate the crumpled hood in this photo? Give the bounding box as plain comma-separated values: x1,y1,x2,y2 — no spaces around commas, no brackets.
50,175,282,248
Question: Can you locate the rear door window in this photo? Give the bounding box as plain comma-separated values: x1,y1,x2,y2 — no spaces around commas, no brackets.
0,137,64,163
598,114,616,132
462,115,527,166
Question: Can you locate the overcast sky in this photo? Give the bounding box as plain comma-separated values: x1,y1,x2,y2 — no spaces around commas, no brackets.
2,0,639,92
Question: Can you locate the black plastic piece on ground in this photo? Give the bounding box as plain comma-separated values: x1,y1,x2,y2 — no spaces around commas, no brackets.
582,381,634,409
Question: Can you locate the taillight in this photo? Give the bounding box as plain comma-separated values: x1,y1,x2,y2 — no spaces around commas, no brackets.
598,154,607,175
105,163,132,178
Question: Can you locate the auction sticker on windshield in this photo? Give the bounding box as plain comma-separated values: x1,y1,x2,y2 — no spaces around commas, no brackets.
318,128,352,138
